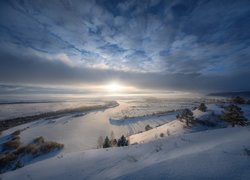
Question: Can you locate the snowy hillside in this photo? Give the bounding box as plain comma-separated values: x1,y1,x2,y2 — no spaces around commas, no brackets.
129,104,226,144
1,127,250,180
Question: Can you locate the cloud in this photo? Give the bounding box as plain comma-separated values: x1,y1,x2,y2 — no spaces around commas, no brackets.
0,0,250,93
0,48,249,93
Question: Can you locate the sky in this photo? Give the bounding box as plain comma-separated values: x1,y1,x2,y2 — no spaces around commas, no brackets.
0,0,250,94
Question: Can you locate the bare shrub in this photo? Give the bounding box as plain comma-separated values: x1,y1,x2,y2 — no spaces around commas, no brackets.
160,133,164,137
0,136,64,173
4,138,21,150
0,153,17,168
145,124,153,131
40,141,64,154
33,136,45,144
25,144,39,155
14,146,26,156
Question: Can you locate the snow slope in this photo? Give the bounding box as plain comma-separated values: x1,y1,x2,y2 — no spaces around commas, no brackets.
1,127,250,180
129,120,186,144
129,103,250,146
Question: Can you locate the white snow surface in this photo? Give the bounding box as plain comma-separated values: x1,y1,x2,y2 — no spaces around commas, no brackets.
129,120,186,144
0,99,196,152
1,127,250,180
1,97,250,179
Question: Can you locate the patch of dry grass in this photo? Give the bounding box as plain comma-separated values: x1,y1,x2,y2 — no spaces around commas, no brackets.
33,136,45,144
29,137,64,155
24,144,39,155
4,138,21,150
39,141,64,154
0,135,64,173
0,153,17,168
14,146,26,156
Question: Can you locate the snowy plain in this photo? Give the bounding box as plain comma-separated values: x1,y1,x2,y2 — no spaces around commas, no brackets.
1,96,250,179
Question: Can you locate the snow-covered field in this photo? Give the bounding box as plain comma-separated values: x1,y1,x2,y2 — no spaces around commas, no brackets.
2,127,250,180
1,96,250,179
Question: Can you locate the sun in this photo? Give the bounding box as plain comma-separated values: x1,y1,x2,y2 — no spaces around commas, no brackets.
105,82,124,92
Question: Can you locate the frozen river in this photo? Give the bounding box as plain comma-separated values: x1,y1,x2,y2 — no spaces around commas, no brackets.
1,97,200,153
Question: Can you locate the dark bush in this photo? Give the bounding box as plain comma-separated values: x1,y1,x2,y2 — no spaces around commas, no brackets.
0,153,17,168
232,96,245,104
145,124,153,131
160,133,164,137
198,103,207,112
33,136,45,144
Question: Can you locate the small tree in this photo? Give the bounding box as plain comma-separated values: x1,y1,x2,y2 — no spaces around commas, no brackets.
97,136,104,148
110,131,115,141
117,135,128,147
177,108,195,127
232,96,245,104
111,139,117,146
198,103,207,112
221,104,247,127
103,136,111,148
145,124,153,131
109,131,117,146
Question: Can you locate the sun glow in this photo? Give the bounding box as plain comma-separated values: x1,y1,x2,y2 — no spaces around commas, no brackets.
105,82,124,92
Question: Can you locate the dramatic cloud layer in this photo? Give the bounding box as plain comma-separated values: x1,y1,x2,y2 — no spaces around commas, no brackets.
0,0,250,93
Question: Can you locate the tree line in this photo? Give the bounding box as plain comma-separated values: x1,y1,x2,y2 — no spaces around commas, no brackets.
97,131,129,148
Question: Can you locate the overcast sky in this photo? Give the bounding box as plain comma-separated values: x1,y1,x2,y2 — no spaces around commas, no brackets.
0,0,250,94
